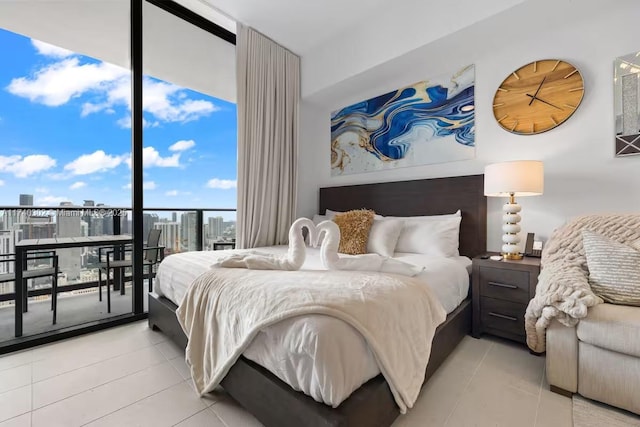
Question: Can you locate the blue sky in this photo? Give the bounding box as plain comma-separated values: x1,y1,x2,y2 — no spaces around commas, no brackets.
0,28,237,214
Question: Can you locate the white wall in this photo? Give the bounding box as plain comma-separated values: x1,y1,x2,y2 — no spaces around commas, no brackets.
297,0,640,252
0,1,236,102
301,0,524,98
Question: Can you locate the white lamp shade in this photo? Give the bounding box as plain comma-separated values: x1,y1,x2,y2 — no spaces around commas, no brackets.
484,160,544,197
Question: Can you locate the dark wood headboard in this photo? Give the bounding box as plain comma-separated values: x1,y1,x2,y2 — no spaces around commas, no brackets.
319,174,487,258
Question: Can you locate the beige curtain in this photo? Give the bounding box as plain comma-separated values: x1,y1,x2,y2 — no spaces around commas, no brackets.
236,24,300,249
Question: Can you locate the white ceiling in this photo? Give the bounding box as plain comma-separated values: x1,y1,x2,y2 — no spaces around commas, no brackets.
194,0,527,97
197,0,389,54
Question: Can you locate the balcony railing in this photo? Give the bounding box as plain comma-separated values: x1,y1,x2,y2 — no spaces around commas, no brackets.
0,206,236,307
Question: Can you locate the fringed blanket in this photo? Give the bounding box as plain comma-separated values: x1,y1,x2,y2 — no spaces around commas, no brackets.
525,214,640,353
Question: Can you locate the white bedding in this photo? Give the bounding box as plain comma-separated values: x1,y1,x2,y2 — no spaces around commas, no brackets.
155,246,470,407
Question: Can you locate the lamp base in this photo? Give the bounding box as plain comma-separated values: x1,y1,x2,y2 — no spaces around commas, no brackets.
502,252,523,260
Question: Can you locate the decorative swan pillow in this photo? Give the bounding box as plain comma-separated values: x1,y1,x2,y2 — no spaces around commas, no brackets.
333,209,375,255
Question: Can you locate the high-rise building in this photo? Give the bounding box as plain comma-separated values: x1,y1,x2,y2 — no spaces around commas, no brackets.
0,230,20,308
19,194,33,206
57,203,82,281
180,212,197,251
154,222,181,253
17,218,55,240
0,230,19,274
82,200,95,236
208,216,224,239
171,212,177,222
143,213,159,240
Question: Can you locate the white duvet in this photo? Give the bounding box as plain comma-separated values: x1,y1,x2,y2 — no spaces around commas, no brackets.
155,246,470,407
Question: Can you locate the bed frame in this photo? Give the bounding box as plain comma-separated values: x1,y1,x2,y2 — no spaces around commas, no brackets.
149,174,486,427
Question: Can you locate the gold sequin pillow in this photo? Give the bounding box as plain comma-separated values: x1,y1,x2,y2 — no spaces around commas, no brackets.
333,209,375,255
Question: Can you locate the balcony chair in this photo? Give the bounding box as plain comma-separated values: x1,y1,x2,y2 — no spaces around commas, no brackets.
0,251,60,324
97,229,164,313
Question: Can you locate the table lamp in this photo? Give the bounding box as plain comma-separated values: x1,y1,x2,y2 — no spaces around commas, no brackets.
484,160,544,260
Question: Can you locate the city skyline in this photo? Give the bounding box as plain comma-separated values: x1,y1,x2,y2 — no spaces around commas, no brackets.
0,28,238,217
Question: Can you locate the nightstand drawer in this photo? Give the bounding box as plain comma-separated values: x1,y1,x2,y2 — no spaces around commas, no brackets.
479,266,530,303
480,297,526,338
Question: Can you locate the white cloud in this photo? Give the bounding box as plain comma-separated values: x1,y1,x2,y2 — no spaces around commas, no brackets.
8,54,218,125
70,181,86,190
31,39,74,58
169,140,195,152
7,58,128,107
206,178,237,190
64,150,125,175
115,116,160,129
0,180,4,186
35,187,49,193
0,154,56,177
37,195,70,206
123,181,156,190
165,190,179,196
82,76,217,125
125,147,181,169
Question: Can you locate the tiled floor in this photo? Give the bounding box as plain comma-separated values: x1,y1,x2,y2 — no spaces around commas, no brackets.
0,285,148,343
0,321,571,427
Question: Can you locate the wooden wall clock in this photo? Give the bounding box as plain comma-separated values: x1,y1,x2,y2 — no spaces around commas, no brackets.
493,59,584,135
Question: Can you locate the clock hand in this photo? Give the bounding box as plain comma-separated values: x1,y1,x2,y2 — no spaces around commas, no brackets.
525,94,563,110
528,76,547,106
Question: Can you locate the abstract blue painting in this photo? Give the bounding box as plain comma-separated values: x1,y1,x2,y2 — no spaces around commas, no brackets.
330,65,475,176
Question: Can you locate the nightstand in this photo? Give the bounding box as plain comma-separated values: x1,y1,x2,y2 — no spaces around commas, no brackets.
471,254,541,344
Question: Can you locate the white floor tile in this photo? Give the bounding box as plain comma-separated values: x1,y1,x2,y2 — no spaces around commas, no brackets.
394,336,493,427
31,330,159,382
0,385,31,424
85,381,207,427
33,344,166,409
31,361,183,427
174,408,227,427
0,413,30,427
155,340,184,360
445,361,541,427
0,364,31,395
0,321,578,427
169,356,192,380
0,350,37,373
472,338,545,397
535,388,572,427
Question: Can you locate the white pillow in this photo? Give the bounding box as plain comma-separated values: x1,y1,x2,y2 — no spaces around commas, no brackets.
386,210,461,221
367,218,404,257
394,216,462,257
312,214,327,225
325,209,384,220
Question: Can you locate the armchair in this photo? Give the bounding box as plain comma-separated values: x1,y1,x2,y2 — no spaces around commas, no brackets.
530,214,640,415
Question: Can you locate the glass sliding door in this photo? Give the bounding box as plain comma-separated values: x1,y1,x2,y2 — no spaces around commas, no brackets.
0,1,132,345
141,1,237,309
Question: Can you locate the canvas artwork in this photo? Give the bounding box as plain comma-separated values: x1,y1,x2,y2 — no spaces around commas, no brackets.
615,50,640,156
330,65,475,176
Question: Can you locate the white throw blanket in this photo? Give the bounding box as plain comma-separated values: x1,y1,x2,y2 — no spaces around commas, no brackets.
525,214,640,353
176,267,447,413
215,217,423,276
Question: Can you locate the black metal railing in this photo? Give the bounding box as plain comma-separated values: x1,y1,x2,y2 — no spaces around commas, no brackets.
0,205,236,306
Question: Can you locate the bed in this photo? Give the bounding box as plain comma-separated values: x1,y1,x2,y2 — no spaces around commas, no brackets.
149,174,486,427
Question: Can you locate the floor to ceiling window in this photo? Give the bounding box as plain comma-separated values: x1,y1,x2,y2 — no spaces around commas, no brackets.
0,0,236,351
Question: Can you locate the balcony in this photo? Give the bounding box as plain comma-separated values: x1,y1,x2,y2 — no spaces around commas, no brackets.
0,206,236,345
